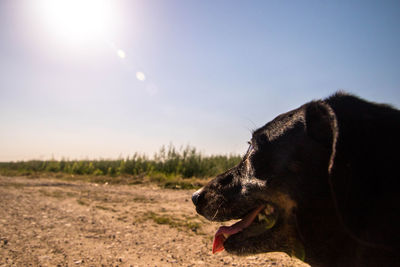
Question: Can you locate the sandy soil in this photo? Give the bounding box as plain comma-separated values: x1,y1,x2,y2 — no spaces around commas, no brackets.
0,176,309,267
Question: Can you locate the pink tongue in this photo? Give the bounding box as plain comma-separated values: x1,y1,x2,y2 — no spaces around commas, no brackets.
212,205,264,254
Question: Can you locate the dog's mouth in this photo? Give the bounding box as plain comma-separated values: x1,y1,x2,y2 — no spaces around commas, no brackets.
212,203,278,254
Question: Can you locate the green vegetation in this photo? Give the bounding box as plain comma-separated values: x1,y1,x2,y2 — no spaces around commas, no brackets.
144,211,203,234
38,189,64,198
76,199,88,206
95,205,117,212
0,145,241,189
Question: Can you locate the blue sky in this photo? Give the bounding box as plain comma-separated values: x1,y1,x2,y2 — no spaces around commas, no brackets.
0,0,399,161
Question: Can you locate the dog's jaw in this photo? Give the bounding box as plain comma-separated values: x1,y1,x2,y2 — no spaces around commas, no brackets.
212,205,265,253
212,203,280,254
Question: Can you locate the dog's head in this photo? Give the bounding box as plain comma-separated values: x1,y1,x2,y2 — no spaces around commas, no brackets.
192,101,337,257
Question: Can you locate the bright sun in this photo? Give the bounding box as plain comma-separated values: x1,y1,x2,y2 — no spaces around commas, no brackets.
35,0,117,44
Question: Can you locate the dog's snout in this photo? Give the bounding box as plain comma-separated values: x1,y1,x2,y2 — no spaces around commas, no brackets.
192,188,203,206
192,193,200,205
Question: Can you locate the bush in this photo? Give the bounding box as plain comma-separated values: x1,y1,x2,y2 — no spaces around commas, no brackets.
0,145,241,181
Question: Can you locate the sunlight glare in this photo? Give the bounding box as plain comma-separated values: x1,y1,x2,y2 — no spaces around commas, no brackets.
36,0,116,43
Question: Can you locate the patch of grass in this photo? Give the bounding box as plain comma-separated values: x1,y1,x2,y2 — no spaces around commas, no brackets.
38,189,64,198
95,205,117,212
162,178,206,190
146,173,208,190
144,212,203,234
76,199,88,206
57,172,208,190
65,191,77,197
117,215,128,222
0,168,34,177
132,195,155,203
0,182,24,188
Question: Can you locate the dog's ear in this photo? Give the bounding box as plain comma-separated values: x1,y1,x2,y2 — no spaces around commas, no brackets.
305,101,337,149
305,100,339,176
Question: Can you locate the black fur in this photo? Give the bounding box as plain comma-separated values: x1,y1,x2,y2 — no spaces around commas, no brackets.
192,92,400,266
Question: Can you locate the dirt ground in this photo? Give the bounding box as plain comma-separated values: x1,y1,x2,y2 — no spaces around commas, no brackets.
0,176,309,267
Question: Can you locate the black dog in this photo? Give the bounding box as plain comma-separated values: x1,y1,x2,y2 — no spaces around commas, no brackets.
192,92,400,266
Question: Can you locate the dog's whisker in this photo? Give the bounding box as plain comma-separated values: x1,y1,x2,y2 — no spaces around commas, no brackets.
212,202,223,220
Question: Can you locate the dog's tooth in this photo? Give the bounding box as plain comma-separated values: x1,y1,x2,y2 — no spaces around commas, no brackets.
258,213,267,221
264,215,277,230
264,204,274,215
223,233,230,239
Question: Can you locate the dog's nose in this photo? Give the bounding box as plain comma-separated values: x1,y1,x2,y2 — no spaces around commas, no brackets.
192,188,203,206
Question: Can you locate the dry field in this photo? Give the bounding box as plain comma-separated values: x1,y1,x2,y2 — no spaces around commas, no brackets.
0,176,308,267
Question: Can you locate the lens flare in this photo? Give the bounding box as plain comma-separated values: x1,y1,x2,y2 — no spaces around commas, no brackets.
136,72,146,81
117,49,126,59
